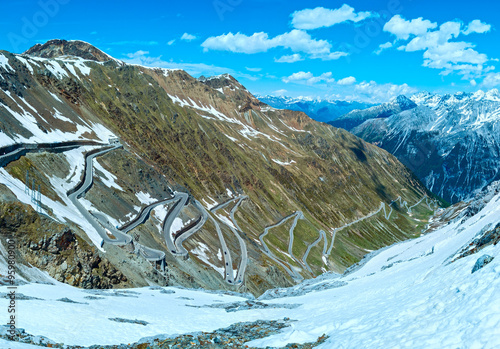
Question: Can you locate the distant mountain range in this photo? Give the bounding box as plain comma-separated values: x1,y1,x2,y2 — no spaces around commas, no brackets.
338,90,500,204
328,95,417,130
256,95,374,123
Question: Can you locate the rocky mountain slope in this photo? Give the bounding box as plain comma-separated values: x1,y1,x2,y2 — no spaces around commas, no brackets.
328,95,417,131
348,90,500,204
257,95,373,123
0,40,437,295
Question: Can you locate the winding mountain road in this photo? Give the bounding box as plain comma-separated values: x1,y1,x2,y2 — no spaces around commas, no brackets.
66,144,167,263
326,195,435,256
206,213,235,283
259,212,304,282
228,196,248,284
287,211,305,269
174,198,209,256
67,144,133,246
119,198,177,233
162,192,189,254
2,141,440,284
209,196,249,285
302,229,327,274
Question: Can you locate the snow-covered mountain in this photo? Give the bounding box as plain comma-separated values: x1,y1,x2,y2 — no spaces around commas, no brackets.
328,95,417,130
350,90,500,204
256,95,374,123
2,180,498,348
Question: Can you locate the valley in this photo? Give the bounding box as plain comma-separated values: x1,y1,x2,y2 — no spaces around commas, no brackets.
0,40,439,296
0,34,497,349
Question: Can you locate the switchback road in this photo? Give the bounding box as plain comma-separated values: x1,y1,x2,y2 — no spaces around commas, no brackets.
259,212,304,282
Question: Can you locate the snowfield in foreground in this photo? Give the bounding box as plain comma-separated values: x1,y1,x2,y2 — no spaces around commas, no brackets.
1,191,499,348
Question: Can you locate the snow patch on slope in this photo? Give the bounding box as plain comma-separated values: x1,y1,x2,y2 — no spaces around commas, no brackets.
135,191,156,205
272,159,296,166
94,160,123,191
192,243,225,277
1,189,499,348
0,53,14,72
170,217,184,238
0,165,104,249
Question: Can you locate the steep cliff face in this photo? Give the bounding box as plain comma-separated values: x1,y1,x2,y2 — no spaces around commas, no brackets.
350,91,500,204
0,40,437,294
0,200,128,288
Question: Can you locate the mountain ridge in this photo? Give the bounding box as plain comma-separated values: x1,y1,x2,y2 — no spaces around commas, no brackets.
328,95,417,131
23,39,117,62
347,90,500,203
257,95,374,123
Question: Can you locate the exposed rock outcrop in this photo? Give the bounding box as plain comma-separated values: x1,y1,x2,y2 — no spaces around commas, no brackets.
0,201,128,289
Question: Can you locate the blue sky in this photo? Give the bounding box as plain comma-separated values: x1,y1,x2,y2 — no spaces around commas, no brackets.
1,0,499,102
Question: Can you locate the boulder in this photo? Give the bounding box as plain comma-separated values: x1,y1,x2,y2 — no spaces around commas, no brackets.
471,255,494,274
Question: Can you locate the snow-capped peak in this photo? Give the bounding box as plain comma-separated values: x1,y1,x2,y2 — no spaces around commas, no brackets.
471,88,500,102
413,89,500,106
389,95,417,109
485,88,500,101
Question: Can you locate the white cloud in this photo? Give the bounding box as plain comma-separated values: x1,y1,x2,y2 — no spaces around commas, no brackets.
423,42,488,69
245,67,262,72
167,39,175,46
109,40,159,46
481,73,500,88
126,50,150,58
273,89,288,95
319,80,419,103
181,33,197,41
282,71,313,82
277,71,418,103
383,15,437,40
201,29,348,61
275,53,304,63
291,5,374,30
123,51,233,77
203,32,270,53
337,76,356,85
282,71,335,85
470,79,477,86
404,21,462,52
385,15,494,79
321,52,349,61
463,20,491,35
374,41,393,55
353,81,418,102
281,73,416,103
